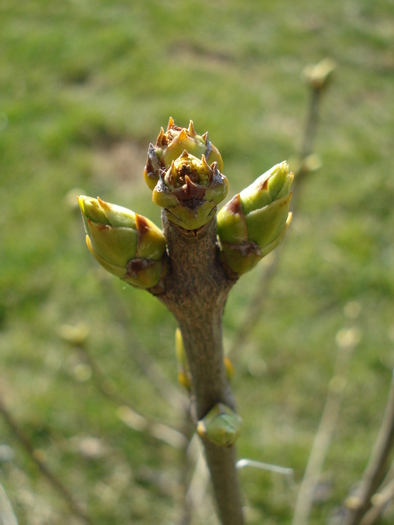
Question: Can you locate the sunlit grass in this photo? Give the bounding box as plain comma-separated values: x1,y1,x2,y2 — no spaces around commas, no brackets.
1,0,393,523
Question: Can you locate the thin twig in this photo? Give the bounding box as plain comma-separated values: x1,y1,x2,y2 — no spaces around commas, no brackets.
341,369,394,525
292,329,358,525
0,482,18,525
98,277,186,412
359,474,394,525
0,394,95,525
228,83,325,360
237,458,295,487
78,342,187,449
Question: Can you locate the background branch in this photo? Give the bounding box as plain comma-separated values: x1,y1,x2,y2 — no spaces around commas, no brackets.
0,394,95,525
0,482,18,525
228,72,328,361
341,368,394,525
292,327,359,525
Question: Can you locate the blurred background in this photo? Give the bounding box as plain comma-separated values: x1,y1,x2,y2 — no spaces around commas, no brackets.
1,1,393,524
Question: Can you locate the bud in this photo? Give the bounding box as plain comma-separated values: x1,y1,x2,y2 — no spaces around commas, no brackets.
224,356,234,381
217,161,293,275
144,117,223,190
144,119,228,230
175,328,192,391
152,150,228,230
303,57,336,91
78,196,167,289
197,403,242,447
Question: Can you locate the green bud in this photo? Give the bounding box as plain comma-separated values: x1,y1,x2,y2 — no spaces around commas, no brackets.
197,403,242,447
78,196,167,289
152,150,228,230
224,356,234,381
217,161,293,275
302,57,336,91
144,117,223,191
175,328,192,391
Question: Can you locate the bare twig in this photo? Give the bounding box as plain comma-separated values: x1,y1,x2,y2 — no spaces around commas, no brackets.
0,394,95,525
77,342,187,449
292,328,359,525
237,458,295,487
359,474,394,525
98,277,186,412
228,73,327,360
341,369,394,525
0,482,18,525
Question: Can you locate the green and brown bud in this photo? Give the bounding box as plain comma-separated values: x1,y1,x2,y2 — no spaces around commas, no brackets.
217,161,293,275
78,196,167,289
144,117,223,190
152,150,228,230
144,119,228,230
197,403,242,447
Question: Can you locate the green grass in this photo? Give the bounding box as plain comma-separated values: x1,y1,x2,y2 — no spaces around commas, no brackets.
1,0,394,523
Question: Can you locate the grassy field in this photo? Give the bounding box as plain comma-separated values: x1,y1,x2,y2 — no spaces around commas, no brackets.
1,1,394,524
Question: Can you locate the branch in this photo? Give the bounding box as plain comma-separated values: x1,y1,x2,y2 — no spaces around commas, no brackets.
228,75,326,360
0,394,95,525
292,328,358,525
359,470,394,525
0,482,18,525
156,213,244,525
341,369,394,525
78,342,188,449
98,277,186,412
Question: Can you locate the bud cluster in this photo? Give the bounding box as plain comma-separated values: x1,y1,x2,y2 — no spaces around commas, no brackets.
144,118,228,230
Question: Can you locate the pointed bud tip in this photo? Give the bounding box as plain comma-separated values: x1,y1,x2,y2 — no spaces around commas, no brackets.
188,120,196,137
97,196,109,210
167,116,175,130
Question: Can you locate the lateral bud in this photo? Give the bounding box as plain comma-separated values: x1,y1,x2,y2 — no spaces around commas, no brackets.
197,403,242,447
78,196,167,289
217,161,293,275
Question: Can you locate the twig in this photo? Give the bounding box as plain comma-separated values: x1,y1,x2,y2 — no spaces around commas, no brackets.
237,458,295,487
292,328,359,525
359,474,394,525
227,73,327,360
341,369,394,525
176,414,196,525
98,277,186,412
0,482,18,525
78,342,188,449
0,394,95,525
227,248,282,360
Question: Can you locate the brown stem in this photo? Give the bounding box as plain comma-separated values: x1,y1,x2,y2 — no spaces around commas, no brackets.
341,370,394,525
155,212,244,525
359,470,394,525
77,343,187,449
228,85,325,360
300,88,321,163
0,394,95,525
292,336,356,525
98,277,186,412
